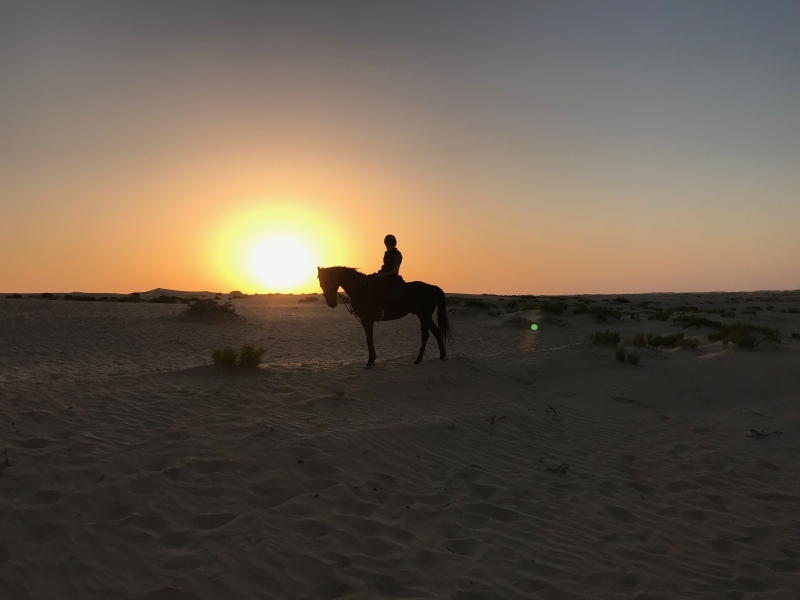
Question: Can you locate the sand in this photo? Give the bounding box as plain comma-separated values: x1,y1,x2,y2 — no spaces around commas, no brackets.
1,291,799,599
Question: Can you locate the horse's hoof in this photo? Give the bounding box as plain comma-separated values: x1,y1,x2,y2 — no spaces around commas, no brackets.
365,363,375,369
412,359,422,365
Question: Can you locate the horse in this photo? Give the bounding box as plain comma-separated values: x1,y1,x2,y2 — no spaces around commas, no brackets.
317,266,452,368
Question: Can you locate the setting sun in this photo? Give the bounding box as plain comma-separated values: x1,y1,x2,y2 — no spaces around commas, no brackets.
249,236,314,289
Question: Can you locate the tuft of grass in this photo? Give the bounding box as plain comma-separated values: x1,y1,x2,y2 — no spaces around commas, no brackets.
590,330,621,346
615,346,626,361
212,344,266,369
212,347,238,368
628,333,647,348
298,295,319,303
238,344,266,368
626,351,640,366
334,389,345,398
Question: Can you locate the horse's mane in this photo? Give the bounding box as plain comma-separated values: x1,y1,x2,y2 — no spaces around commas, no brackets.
324,266,368,280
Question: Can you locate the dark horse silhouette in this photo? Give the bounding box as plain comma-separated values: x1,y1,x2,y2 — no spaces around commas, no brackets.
317,266,452,367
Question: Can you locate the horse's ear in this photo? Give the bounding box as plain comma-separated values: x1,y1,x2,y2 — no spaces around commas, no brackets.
317,266,321,274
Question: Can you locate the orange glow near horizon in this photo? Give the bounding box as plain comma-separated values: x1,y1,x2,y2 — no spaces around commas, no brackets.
212,202,344,294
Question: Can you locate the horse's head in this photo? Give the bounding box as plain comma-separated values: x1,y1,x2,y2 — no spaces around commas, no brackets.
317,267,338,308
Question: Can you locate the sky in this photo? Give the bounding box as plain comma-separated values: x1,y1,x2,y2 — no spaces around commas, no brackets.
1,0,798,295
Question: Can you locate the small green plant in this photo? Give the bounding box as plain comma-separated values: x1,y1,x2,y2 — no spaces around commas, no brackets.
590,330,621,346
626,351,640,366
212,347,238,368
615,346,626,361
238,344,266,368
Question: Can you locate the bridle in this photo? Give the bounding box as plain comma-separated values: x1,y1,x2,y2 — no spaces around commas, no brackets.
322,273,362,325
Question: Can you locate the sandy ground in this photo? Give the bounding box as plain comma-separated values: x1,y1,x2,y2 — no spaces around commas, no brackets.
1,291,799,599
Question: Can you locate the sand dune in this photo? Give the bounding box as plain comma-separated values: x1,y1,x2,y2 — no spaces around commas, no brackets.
1,292,799,599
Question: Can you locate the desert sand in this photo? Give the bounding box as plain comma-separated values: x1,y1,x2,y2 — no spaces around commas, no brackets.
1,290,799,599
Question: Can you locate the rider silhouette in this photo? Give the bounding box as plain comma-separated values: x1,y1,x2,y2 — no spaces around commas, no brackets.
372,234,403,321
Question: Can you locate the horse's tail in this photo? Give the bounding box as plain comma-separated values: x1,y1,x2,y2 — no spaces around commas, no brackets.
435,287,453,348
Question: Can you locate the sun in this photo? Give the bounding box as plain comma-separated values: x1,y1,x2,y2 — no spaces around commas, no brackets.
249,236,315,289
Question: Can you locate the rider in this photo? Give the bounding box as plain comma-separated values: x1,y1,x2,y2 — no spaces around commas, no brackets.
373,234,403,320
377,234,402,283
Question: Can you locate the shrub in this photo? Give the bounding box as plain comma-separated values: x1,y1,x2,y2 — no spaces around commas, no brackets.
613,297,630,304
212,347,238,368
628,333,647,347
674,315,722,329
574,305,621,322
792,333,800,340
298,296,319,303
487,310,501,317
647,310,672,321
647,333,683,347
615,346,626,361
590,330,621,346
627,351,640,366
238,344,266,368
40,292,54,299
708,323,757,349
150,295,182,304
186,298,237,320
464,298,497,309
5,293,22,299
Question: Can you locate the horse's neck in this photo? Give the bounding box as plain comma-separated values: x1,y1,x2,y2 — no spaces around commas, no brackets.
337,269,365,296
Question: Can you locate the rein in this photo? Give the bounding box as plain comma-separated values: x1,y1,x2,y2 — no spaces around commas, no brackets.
342,294,362,325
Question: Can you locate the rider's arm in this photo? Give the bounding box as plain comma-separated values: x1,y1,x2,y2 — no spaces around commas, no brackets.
377,254,402,277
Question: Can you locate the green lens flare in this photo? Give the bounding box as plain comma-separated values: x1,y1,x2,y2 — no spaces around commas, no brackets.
531,323,538,330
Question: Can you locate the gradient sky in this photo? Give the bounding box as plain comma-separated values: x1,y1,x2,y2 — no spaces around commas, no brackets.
2,1,798,294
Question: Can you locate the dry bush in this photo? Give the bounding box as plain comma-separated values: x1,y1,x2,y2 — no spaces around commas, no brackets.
298,296,319,303
185,298,238,321
590,330,621,346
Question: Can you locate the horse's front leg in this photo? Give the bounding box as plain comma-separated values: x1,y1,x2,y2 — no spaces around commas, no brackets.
363,319,377,368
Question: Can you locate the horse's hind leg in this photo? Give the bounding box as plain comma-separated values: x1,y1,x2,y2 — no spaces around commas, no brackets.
413,316,430,364
428,321,446,360
363,320,377,368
